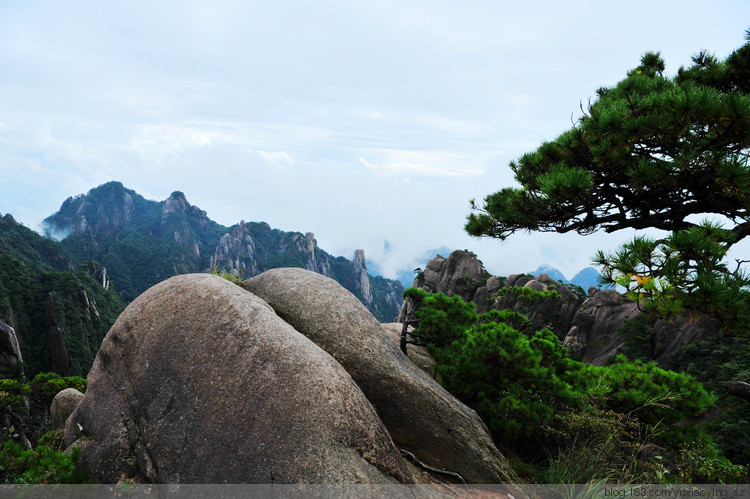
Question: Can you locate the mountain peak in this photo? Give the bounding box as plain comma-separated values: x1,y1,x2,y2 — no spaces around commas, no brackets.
529,265,567,283
162,191,191,215
0,213,18,225
161,190,211,229
42,181,138,239
95,180,125,191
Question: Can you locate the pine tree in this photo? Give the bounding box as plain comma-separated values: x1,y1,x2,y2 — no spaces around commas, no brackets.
466,32,750,328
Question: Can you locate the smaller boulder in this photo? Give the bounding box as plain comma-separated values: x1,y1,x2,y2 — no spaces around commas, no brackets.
50,388,84,430
523,279,546,292
485,277,502,294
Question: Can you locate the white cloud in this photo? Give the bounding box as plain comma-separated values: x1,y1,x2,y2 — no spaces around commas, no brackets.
256,150,295,170
1,0,749,283
357,150,484,178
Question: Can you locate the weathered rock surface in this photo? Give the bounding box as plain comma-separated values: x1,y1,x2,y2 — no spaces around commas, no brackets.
50,388,84,430
513,275,580,337
65,274,412,484
652,314,721,365
400,251,582,338
0,321,24,377
44,293,69,376
0,320,31,447
399,251,483,320
352,249,373,305
563,288,640,365
245,268,517,484
380,323,435,375
289,232,332,277
209,221,260,277
562,287,727,367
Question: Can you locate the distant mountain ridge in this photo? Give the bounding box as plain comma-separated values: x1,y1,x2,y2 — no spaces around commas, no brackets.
529,264,602,290
42,181,403,321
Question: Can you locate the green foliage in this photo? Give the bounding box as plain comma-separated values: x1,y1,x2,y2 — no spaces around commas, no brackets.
0,373,89,484
408,288,739,483
28,373,86,409
0,379,30,412
0,219,125,377
438,323,578,439
211,269,246,287
0,438,90,483
494,285,560,311
672,439,747,484
535,410,642,484
0,373,86,439
402,288,477,351
466,34,750,331
573,356,715,432
594,223,750,331
658,327,750,466
618,315,658,362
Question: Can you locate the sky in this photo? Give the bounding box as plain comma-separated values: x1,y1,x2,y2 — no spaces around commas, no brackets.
1,1,749,282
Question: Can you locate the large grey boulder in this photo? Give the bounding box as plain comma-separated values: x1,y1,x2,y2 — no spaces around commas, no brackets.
245,268,517,484
65,274,412,484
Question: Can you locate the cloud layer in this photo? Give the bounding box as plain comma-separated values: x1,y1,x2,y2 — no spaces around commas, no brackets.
1,0,748,280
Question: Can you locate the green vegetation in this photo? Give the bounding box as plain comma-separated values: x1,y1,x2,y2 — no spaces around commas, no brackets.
466,33,750,330
0,217,125,377
0,373,86,436
0,439,90,484
404,287,743,483
0,371,89,484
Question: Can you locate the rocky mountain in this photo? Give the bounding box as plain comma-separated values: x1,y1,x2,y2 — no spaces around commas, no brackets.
569,267,601,289
42,181,403,321
400,250,583,339
401,250,726,363
0,213,125,377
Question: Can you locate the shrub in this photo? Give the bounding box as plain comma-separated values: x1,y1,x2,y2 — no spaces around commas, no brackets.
0,438,90,483
437,322,578,440
406,288,736,482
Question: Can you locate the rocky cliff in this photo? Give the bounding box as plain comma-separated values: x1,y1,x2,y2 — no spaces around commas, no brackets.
399,250,582,339
399,249,726,368
42,181,403,321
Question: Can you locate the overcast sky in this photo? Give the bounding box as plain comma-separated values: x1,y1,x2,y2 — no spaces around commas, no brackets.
1,1,748,281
